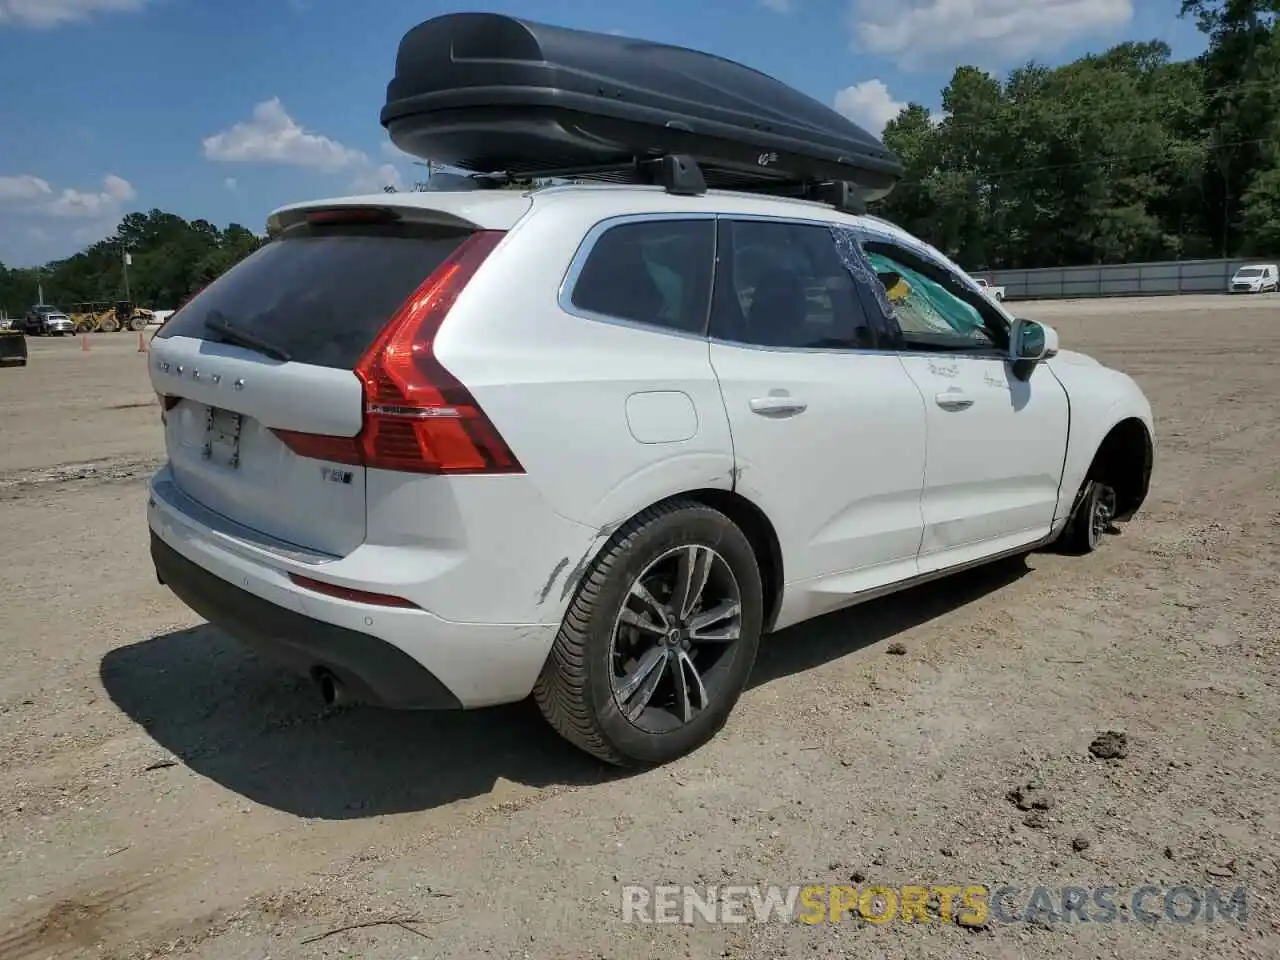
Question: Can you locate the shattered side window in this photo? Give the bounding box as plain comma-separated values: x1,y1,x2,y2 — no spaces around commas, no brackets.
830,225,901,325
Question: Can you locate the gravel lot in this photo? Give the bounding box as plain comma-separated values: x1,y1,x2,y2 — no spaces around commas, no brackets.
1,296,1278,959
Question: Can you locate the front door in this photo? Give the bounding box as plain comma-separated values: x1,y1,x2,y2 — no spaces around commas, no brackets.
706,217,928,627
850,229,1070,573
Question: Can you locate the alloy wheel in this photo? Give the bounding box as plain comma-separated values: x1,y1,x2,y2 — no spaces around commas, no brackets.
609,544,743,734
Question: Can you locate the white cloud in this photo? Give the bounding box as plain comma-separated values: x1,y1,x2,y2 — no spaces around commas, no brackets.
46,173,134,218
204,98,405,194
848,0,1133,64
224,177,238,192
833,80,907,135
0,0,148,28
758,0,796,11
350,163,403,194
0,174,52,202
202,98,367,171
0,172,135,219
381,140,417,162
0,172,136,265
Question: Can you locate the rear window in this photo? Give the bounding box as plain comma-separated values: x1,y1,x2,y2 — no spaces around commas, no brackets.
157,222,472,369
570,219,715,334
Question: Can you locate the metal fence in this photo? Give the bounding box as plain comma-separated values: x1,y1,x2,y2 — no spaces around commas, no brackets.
978,256,1278,301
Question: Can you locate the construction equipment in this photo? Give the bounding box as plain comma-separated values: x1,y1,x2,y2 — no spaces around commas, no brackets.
70,302,113,333
69,301,155,333
0,323,27,366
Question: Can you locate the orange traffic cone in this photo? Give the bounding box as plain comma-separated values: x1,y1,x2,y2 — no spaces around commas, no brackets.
81,335,90,352
137,331,148,353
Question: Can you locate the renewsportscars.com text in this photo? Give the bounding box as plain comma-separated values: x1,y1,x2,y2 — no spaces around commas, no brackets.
621,883,1249,925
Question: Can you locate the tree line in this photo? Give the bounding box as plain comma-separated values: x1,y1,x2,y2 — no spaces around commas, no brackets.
1,0,1275,313
874,0,1280,269
0,210,264,316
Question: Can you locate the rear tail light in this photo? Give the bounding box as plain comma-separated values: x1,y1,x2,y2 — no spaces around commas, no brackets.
272,230,522,475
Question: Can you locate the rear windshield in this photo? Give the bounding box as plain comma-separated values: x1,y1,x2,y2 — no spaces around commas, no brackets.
156,222,471,369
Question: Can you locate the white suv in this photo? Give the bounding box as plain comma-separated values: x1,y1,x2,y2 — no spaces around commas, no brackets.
147,183,1154,767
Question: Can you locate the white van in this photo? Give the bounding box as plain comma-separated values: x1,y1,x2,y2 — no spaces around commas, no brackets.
1228,263,1278,294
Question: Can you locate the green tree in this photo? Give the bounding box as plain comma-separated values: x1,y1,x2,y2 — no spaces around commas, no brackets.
1180,0,1280,254
0,211,265,316
873,39,1212,269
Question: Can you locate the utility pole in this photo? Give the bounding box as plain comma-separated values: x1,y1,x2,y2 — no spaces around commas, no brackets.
121,241,132,303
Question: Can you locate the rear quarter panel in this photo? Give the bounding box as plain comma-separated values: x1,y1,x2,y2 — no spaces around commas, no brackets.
432,200,736,602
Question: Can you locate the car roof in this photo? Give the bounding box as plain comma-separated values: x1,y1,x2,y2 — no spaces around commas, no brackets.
271,182,920,240
266,182,971,286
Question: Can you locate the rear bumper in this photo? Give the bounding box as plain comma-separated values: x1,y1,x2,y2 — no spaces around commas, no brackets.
148,470,562,709
152,533,462,708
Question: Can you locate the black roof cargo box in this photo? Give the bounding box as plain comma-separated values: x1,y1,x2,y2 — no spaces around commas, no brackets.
381,13,903,202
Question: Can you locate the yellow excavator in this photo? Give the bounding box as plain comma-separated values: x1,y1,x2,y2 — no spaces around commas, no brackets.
69,301,154,333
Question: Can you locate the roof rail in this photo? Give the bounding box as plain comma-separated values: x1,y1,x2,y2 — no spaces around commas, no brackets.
412,153,871,215
503,153,867,214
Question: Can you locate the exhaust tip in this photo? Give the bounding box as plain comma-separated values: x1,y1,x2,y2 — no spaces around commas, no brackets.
315,669,342,707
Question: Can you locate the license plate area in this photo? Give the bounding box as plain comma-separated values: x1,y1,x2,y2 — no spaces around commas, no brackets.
203,407,243,469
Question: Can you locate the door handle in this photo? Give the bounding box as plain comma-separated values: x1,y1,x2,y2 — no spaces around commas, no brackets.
749,396,807,417
934,390,974,411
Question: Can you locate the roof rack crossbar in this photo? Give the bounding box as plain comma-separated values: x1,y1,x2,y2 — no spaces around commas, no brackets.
475,155,708,196
719,176,868,214
485,153,864,211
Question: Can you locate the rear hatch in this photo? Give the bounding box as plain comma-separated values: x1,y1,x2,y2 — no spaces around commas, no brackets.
150,213,483,556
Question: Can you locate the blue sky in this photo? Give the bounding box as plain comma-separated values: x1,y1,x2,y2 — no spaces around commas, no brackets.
0,0,1206,267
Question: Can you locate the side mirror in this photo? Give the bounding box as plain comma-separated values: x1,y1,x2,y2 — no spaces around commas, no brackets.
1008,318,1057,380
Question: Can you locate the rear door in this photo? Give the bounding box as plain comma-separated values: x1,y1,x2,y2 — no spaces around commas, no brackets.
150,215,480,557
707,217,927,625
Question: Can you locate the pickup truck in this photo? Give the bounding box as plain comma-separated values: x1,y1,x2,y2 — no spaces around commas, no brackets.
974,277,1006,301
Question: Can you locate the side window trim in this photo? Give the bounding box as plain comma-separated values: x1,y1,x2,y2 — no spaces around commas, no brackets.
849,226,1010,358
557,212,718,341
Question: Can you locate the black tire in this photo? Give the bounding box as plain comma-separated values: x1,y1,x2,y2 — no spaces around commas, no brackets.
1057,479,1117,555
534,499,764,767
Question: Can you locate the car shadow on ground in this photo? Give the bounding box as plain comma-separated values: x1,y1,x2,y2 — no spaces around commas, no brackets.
100,557,1029,820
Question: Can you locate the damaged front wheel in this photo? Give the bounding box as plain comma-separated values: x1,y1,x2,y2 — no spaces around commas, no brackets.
1059,479,1118,554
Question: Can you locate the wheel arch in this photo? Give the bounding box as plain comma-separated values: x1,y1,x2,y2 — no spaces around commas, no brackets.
682,488,785,633
576,487,786,634
1085,416,1153,522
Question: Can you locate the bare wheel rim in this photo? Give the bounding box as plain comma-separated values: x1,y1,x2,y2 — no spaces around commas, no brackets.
609,543,744,735
1090,484,1117,546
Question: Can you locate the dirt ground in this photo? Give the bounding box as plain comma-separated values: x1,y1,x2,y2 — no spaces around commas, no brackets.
1,296,1277,959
